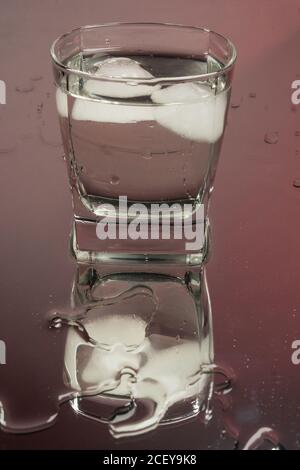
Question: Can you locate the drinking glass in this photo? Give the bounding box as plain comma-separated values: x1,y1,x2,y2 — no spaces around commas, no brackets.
50,23,236,264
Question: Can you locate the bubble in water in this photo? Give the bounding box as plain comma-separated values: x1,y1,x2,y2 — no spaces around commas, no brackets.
264,132,279,144
142,153,152,160
110,175,120,185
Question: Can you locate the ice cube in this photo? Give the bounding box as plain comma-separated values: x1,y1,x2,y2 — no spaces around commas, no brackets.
55,87,68,118
84,57,156,99
152,83,227,143
72,99,154,123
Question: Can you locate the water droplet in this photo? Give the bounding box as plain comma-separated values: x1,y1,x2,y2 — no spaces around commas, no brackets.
264,132,279,144
0,144,16,154
243,427,281,450
110,175,120,185
50,316,63,329
15,82,34,93
293,179,300,188
295,131,300,137
30,75,43,81
231,98,242,109
249,92,256,98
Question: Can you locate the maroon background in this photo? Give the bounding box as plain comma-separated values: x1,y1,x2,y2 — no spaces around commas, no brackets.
0,0,300,449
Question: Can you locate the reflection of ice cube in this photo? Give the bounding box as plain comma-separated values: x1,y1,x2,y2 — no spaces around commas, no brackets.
85,57,155,99
72,99,154,123
64,313,210,436
152,83,227,143
84,311,147,348
63,272,213,437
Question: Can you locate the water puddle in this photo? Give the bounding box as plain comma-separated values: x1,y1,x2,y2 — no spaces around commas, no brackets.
0,262,285,448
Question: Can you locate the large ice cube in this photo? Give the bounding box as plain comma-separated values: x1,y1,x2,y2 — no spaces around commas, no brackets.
84,57,156,99
64,314,210,437
72,99,154,123
152,83,227,143
56,87,68,118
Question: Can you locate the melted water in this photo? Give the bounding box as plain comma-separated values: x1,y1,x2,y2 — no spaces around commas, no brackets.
0,262,284,448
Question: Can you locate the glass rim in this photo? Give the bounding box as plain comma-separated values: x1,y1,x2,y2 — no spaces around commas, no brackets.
50,22,237,85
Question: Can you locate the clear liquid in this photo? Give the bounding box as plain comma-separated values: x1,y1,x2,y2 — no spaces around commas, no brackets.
56,53,229,259
58,53,228,208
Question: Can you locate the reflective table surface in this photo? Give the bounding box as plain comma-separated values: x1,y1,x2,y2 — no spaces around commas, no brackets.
0,0,300,450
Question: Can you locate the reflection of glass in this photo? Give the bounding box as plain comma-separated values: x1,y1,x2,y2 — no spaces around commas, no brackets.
61,264,213,437
50,23,236,263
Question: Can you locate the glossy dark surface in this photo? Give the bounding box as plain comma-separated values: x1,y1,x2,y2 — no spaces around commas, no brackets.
0,0,300,449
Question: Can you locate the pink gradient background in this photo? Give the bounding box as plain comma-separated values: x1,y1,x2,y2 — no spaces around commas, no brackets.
0,0,300,449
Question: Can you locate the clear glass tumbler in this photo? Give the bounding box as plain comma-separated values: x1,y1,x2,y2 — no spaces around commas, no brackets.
50,23,236,264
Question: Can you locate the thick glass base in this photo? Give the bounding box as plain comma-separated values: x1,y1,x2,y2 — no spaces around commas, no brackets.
70,218,210,266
